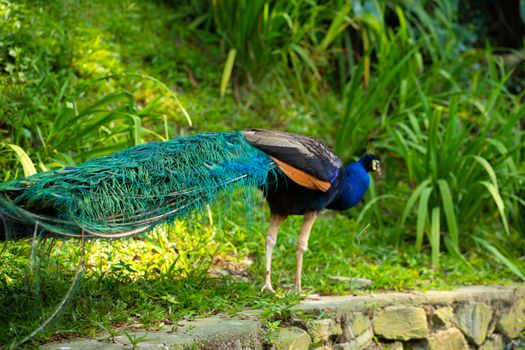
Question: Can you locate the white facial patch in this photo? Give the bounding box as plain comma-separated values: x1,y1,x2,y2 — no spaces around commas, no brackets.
372,159,380,172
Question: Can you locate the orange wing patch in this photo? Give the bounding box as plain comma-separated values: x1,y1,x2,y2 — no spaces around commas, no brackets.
271,157,331,192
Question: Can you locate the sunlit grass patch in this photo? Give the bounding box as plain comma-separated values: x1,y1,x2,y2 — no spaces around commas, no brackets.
83,221,220,281
72,31,123,78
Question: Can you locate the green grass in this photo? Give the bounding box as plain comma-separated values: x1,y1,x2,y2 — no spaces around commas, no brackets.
1,0,524,347
1,198,519,346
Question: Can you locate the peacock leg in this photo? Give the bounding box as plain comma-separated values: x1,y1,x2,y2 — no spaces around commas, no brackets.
262,213,286,293
295,211,318,293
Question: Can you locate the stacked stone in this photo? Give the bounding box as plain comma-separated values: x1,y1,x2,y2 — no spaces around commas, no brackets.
272,288,525,350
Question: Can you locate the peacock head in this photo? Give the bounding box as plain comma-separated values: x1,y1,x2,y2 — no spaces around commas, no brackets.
360,154,381,175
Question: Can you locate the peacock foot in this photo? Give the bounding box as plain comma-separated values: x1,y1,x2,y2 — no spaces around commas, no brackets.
261,281,275,293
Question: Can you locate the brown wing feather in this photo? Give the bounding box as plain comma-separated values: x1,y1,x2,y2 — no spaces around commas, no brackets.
242,129,343,185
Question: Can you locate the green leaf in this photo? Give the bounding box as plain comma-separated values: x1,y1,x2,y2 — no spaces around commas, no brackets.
356,194,397,225
400,178,431,225
480,181,509,233
437,179,458,248
395,5,408,41
291,44,319,77
220,49,237,99
430,207,441,268
416,187,432,251
474,237,525,281
100,73,192,127
53,111,124,150
77,92,133,118
4,143,37,177
318,2,352,50
472,155,498,187
130,115,142,146
444,237,474,271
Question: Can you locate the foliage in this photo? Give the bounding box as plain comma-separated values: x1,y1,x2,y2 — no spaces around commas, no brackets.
320,2,525,268
0,0,191,180
195,0,524,267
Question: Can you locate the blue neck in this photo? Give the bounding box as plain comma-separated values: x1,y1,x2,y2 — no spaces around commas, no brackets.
330,161,371,211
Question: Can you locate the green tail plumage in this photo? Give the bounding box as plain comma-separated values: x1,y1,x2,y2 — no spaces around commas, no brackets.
0,131,276,239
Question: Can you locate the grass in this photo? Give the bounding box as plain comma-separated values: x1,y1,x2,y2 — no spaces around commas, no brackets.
0,0,524,347
1,199,519,346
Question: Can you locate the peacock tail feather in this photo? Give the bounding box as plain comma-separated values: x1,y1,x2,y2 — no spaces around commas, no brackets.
0,131,277,239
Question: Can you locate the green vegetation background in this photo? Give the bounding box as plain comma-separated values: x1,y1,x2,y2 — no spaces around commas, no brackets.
0,0,524,346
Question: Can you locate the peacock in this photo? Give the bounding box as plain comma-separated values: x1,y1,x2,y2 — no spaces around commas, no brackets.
0,129,381,292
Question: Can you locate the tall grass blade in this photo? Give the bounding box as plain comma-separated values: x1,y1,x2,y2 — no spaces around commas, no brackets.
444,237,474,271
430,207,440,268
400,178,431,225
220,49,237,99
361,30,370,88
130,115,142,146
474,236,525,281
472,155,498,186
318,2,351,50
480,181,509,233
75,92,133,119
437,179,458,248
356,194,397,225
101,73,193,127
4,143,37,176
291,44,319,78
416,187,432,251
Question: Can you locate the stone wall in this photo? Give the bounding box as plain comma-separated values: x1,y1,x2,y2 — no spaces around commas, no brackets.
43,285,525,350
280,286,525,350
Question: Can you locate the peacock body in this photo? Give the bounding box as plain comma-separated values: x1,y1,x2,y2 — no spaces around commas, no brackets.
0,128,380,291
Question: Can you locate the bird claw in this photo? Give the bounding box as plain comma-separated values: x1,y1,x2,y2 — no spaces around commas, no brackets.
261,282,275,293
